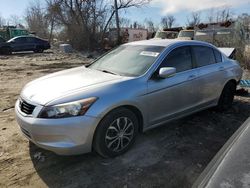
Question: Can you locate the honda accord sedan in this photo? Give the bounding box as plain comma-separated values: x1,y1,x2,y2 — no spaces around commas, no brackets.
15,40,243,157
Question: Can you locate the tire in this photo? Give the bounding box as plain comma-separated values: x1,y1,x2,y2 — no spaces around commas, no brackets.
93,108,139,158
34,47,44,53
1,46,12,55
38,48,44,53
216,81,236,111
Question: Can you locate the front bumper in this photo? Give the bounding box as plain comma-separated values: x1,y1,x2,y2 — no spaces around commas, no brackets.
15,100,100,155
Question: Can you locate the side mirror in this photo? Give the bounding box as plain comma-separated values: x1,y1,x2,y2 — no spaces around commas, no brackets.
159,67,176,78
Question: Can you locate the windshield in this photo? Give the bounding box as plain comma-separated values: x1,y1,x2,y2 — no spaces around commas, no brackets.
7,38,16,42
89,45,165,77
179,31,194,38
155,31,177,39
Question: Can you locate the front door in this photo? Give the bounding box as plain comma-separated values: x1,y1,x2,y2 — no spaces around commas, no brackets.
145,46,199,127
11,37,28,52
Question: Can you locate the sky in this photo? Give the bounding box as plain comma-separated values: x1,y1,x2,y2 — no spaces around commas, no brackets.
0,0,250,27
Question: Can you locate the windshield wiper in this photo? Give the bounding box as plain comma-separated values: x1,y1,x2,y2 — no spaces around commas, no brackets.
100,69,119,75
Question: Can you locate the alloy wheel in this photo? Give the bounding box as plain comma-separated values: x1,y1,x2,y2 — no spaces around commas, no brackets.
105,117,134,152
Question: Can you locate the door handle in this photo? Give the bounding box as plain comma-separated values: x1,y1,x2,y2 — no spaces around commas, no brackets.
218,66,224,71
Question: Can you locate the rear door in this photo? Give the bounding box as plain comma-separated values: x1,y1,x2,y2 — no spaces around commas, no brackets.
26,37,36,51
192,45,226,106
145,46,200,126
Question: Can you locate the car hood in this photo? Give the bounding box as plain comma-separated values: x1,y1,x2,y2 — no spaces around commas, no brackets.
21,66,123,105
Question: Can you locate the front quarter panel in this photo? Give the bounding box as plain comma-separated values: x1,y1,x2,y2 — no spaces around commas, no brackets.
86,77,148,121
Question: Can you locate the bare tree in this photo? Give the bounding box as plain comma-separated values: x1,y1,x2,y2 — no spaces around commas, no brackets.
131,21,144,29
206,7,233,24
8,15,22,26
45,0,150,49
45,0,108,49
236,13,250,68
161,15,176,28
238,13,250,31
25,1,49,38
45,1,56,42
43,0,151,49
187,12,201,27
0,15,5,27
114,0,120,44
102,0,151,44
119,17,131,28
133,21,138,28
206,8,215,23
217,8,232,22
144,18,157,33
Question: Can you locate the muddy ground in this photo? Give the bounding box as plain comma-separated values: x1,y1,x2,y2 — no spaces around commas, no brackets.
0,50,250,188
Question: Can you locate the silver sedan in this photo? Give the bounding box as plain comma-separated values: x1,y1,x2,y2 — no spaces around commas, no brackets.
15,40,243,157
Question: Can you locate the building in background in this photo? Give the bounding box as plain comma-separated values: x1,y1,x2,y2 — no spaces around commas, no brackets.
0,26,31,40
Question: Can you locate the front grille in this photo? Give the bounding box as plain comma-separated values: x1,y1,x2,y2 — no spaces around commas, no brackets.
19,99,36,115
20,127,31,139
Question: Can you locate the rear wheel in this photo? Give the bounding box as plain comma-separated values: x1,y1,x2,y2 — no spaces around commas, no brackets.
216,81,236,111
34,47,44,53
93,108,138,158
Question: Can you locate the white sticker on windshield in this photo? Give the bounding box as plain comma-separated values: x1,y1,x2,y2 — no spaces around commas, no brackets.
140,51,160,57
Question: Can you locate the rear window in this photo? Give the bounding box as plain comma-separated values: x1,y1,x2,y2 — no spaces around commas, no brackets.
193,46,216,67
213,49,222,63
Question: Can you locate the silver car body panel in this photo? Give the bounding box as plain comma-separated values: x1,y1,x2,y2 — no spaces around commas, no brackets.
15,39,243,155
15,100,100,155
21,66,126,105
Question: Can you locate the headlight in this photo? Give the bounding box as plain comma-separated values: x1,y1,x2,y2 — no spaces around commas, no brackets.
38,97,97,119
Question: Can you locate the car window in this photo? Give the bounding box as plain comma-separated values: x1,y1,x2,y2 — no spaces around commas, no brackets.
213,49,222,63
178,31,194,38
15,37,27,43
89,45,165,77
34,38,43,42
160,46,192,73
26,37,35,43
193,46,216,67
35,38,42,42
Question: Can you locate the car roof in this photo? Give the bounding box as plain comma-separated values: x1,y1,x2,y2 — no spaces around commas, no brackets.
126,39,213,48
11,36,35,40
181,30,194,31
157,30,178,33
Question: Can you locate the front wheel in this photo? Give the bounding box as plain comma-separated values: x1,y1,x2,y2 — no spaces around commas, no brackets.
93,108,138,158
216,81,236,111
1,46,12,55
